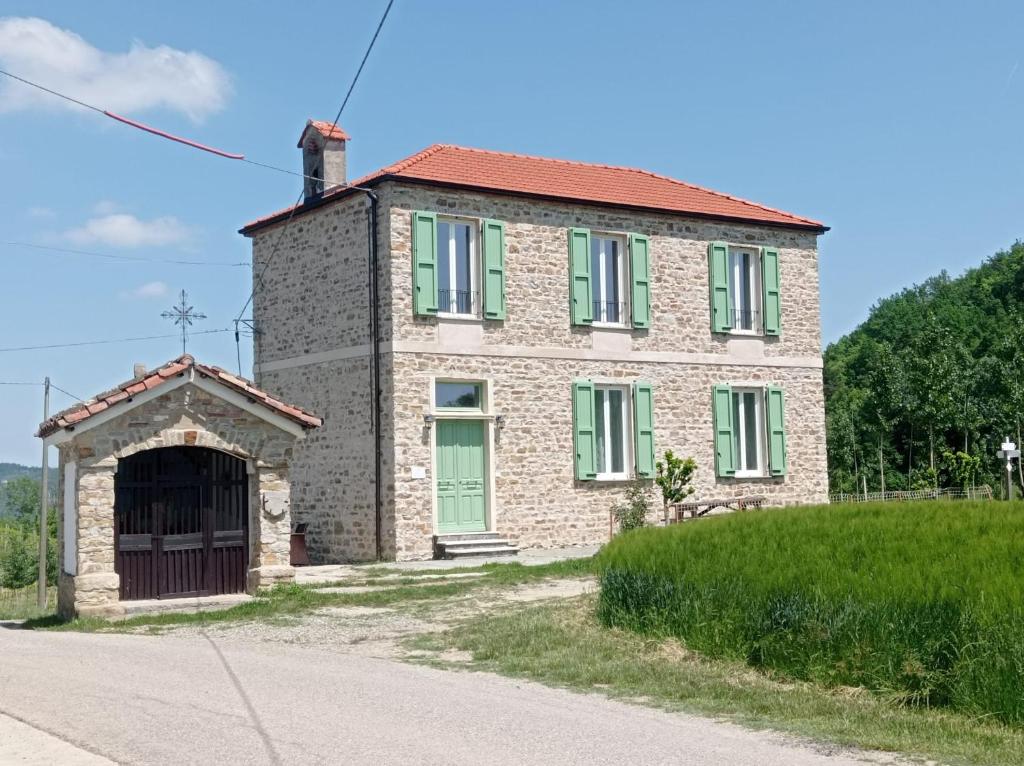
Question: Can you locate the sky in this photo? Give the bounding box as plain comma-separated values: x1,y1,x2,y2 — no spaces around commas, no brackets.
1,0,1022,465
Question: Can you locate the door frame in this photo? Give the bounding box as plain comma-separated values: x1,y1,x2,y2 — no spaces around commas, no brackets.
428,376,497,535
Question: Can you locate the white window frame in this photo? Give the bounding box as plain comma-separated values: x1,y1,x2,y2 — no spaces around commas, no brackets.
594,383,632,481
437,217,480,319
732,386,767,478
591,233,630,328
727,246,763,336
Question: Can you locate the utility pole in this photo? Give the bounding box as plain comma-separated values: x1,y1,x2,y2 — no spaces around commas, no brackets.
37,376,50,609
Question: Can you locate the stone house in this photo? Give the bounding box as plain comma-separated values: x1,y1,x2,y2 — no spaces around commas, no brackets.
240,120,829,562
37,355,321,617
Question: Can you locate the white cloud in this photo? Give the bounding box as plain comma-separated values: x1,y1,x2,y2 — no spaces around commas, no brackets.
120,281,169,300
27,205,55,218
0,17,231,122
64,213,191,248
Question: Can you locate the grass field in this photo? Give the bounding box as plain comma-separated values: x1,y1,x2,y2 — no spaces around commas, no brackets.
596,501,1024,726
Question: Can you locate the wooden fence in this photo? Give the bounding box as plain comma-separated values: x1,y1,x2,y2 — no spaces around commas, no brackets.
829,486,993,504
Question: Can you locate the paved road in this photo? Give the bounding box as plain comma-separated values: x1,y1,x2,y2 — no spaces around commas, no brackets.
0,627,883,766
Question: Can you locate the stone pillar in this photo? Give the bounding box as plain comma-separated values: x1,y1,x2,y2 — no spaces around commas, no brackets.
62,462,123,618
247,463,296,590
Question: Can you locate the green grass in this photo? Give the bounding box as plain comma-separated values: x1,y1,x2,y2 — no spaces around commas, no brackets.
415,596,1024,766
596,501,1024,726
22,556,596,632
0,585,55,621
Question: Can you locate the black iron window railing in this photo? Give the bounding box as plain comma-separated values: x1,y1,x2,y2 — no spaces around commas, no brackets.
593,300,627,324
729,308,761,331
438,289,479,315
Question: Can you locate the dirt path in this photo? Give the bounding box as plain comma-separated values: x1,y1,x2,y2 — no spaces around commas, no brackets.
153,576,596,657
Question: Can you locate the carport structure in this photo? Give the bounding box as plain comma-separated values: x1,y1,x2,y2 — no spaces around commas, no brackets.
37,355,321,618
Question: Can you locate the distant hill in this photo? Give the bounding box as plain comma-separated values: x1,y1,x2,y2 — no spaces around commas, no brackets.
0,463,58,516
0,463,47,483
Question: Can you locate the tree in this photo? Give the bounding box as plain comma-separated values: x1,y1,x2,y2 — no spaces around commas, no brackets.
655,450,696,523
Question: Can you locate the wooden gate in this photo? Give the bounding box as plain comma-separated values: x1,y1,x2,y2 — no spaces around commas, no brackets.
115,447,248,600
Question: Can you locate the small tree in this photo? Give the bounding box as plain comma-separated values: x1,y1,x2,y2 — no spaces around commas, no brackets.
655,450,697,524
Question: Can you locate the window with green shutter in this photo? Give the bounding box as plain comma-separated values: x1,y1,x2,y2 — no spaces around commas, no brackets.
708,242,731,333
569,228,593,325
765,385,788,475
712,384,736,477
412,211,438,316
572,379,597,480
761,247,781,336
482,219,506,320
629,234,651,329
709,242,783,336
633,381,655,478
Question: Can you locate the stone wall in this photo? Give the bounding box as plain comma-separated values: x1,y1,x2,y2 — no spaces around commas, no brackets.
56,381,303,618
388,353,827,560
259,357,379,563
251,192,373,364
379,182,822,358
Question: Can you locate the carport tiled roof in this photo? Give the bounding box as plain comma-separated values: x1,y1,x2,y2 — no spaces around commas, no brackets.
242,144,827,234
37,355,322,437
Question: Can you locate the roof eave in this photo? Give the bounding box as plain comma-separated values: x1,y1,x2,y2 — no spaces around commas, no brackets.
240,175,828,236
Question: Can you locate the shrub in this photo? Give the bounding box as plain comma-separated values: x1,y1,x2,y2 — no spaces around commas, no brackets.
596,501,1024,725
610,482,652,533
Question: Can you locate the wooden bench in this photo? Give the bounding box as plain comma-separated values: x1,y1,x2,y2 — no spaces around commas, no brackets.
668,496,766,523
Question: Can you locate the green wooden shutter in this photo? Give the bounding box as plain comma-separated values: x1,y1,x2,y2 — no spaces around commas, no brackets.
482,219,506,320
629,234,651,329
712,384,736,477
569,228,593,325
708,241,731,333
761,246,781,336
766,386,788,475
633,381,656,478
412,211,438,316
572,379,597,480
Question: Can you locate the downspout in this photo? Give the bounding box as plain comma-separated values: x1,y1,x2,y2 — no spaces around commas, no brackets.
364,190,383,560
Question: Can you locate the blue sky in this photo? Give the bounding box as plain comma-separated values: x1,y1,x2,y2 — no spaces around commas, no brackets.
1,0,1022,465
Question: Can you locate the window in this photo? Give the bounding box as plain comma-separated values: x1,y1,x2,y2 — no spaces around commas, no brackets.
435,381,482,409
436,219,478,316
590,234,628,325
594,384,630,479
727,246,762,333
731,388,765,476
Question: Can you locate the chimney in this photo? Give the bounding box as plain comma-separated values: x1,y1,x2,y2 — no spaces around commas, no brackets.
133,363,146,378
298,119,349,202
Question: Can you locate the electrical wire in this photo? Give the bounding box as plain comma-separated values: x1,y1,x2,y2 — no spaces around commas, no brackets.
4,242,247,267
0,328,231,353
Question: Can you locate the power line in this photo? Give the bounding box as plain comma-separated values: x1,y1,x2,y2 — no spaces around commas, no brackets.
0,381,82,400
1,69,340,189
49,383,83,402
0,328,231,353
4,242,247,267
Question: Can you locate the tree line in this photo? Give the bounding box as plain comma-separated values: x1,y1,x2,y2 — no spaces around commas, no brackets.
824,241,1024,497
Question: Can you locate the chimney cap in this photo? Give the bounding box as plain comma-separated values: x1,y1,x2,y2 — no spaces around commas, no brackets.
298,119,350,148
133,362,147,379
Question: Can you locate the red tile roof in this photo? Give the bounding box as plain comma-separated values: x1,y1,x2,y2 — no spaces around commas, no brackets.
242,144,826,234
37,355,322,438
297,119,351,147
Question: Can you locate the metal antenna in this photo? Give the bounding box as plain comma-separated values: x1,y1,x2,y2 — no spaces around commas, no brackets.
161,289,207,355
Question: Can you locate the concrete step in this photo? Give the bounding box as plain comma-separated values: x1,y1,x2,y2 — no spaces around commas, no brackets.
434,532,519,560
434,532,503,542
442,544,520,559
